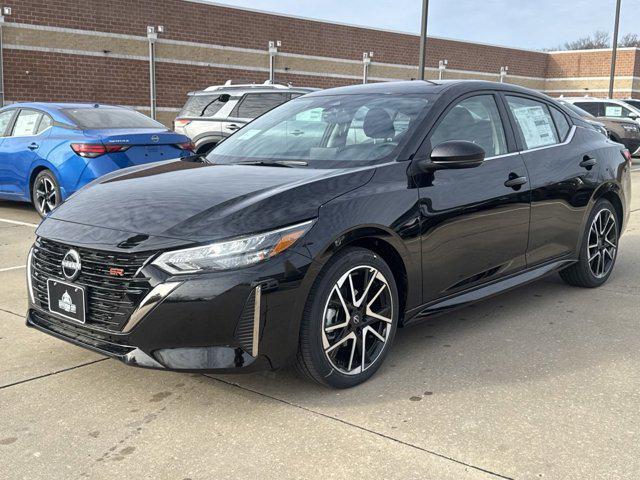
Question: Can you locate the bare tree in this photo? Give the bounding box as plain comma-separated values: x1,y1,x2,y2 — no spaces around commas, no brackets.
564,30,611,50
618,33,640,47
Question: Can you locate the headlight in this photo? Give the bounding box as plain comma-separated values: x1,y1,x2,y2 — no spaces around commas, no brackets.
152,220,315,274
622,124,639,133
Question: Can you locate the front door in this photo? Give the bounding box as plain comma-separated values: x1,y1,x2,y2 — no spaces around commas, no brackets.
503,94,602,265
415,93,532,303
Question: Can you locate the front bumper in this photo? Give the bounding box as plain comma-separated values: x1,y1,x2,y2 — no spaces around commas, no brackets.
26,246,316,373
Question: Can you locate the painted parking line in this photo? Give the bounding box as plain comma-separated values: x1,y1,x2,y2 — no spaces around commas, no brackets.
0,218,38,228
0,265,26,273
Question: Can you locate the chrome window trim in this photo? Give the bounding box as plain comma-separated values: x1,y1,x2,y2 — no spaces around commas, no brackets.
518,125,576,154
482,125,576,161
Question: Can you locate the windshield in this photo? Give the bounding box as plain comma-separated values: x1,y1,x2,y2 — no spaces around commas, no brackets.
208,93,434,167
558,101,594,119
63,108,165,129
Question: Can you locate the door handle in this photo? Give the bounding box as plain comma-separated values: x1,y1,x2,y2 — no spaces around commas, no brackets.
579,156,597,169
227,124,240,131
504,174,527,189
28,142,39,150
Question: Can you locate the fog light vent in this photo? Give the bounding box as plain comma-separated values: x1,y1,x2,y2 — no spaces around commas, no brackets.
234,286,261,356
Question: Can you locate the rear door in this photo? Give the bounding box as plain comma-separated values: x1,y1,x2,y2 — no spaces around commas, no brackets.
416,92,532,302
503,94,601,265
224,93,289,136
0,109,50,197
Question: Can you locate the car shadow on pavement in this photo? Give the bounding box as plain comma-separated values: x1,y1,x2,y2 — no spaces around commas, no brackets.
204,270,637,405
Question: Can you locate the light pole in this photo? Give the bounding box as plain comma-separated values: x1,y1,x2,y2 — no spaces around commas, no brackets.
418,0,430,80
146,25,164,120
500,66,509,83
268,40,281,84
0,6,12,107
362,52,373,84
438,59,448,80
609,0,622,99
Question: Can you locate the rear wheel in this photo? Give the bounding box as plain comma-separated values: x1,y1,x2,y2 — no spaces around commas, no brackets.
31,170,61,217
295,247,399,388
560,199,619,288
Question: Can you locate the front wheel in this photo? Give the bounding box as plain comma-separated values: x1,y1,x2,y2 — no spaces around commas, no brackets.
31,170,61,218
560,199,619,288
295,247,399,388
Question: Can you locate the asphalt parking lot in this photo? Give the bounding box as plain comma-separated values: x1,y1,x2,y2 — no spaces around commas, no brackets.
0,168,639,480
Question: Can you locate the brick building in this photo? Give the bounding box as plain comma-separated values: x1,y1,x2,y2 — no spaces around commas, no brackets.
5,0,640,126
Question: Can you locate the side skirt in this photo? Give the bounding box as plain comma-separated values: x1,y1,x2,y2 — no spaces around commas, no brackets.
403,258,575,326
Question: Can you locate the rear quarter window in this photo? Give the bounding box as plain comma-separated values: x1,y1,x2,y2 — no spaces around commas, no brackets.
550,106,571,141
178,94,229,118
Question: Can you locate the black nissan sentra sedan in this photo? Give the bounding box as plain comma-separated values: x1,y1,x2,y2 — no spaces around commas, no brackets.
26,80,631,388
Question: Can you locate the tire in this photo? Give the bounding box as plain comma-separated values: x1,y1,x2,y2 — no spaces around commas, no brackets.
295,247,399,388
560,199,619,288
31,170,61,218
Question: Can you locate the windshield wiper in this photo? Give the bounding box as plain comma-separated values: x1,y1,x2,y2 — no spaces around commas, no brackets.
236,160,308,168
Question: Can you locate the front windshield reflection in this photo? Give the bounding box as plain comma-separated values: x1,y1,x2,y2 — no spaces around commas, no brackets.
208,93,434,167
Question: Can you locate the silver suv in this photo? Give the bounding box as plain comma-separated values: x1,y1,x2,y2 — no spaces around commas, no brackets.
174,81,317,154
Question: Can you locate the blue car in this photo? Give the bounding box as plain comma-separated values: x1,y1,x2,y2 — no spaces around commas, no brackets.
0,103,194,216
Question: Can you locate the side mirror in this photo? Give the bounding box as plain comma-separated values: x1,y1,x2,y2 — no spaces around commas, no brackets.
628,112,639,120
218,94,231,103
428,140,485,169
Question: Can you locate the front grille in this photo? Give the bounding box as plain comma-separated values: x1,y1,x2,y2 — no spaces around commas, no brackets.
30,237,152,332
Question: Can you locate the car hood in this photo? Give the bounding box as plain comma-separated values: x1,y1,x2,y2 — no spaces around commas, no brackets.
46,160,374,243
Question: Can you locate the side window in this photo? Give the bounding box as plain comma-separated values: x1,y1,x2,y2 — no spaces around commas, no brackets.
574,102,601,117
0,110,14,137
290,93,305,100
235,93,289,119
603,102,633,118
11,110,42,137
550,106,571,141
506,96,559,149
430,95,508,157
36,114,53,134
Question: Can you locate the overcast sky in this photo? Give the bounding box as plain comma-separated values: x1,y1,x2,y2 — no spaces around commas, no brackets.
207,0,640,51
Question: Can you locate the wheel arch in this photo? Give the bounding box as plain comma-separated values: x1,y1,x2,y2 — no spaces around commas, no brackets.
591,181,625,229
312,225,412,324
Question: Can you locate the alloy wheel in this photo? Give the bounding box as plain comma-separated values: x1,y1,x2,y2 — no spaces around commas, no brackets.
35,177,57,215
321,265,394,375
587,208,617,279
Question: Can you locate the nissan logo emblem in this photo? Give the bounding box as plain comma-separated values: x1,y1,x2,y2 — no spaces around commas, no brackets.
150,135,160,143
61,249,82,281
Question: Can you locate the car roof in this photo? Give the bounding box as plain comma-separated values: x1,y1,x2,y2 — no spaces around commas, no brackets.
3,102,130,111
190,83,317,96
1,102,137,125
303,79,553,99
561,97,624,103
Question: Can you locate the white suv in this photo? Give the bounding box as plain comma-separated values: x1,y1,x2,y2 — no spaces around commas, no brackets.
174,81,317,154
561,97,640,124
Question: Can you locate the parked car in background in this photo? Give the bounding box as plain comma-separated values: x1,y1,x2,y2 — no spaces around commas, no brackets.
622,99,640,110
558,99,640,154
174,81,317,154
27,80,632,388
0,103,194,217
